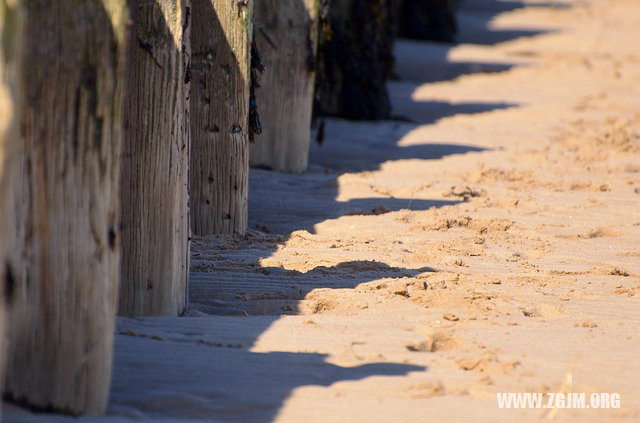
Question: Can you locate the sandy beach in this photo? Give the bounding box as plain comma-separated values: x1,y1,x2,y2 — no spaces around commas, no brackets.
5,0,640,421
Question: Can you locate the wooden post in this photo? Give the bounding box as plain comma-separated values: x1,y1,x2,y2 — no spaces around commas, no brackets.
190,0,253,235
1,0,126,414
314,0,394,120
249,0,318,173
395,0,458,43
0,0,24,409
119,0,191,316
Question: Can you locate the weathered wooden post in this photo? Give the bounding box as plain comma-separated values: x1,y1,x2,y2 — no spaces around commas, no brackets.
314,0,395,120
0,0,24,407
119,0,191,316
190,0,253,235
1,0,126,414
395,0,458,43
249,0,318,173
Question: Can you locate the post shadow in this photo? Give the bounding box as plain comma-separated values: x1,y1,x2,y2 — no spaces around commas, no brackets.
460,0,570,15
393,0,570,85
141,0,568,421
309,122,487,172
1,0,579,421
112,1,425,422
388,86,519,124
455,0,567,46
393,39,518,84
390,0,574,122
190,122,486,318
177,0,571,419
189,0,529,319
108,316,425,422
180,3,566,418
389,0,574,125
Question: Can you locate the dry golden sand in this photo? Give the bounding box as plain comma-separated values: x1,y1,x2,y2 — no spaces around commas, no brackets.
5,0,640,422
252,0,640,421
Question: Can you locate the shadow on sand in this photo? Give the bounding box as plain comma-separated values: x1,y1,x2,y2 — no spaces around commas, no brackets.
455,0,568,45
110,315,424,422
107,1,430,422
95,1,570,422
152,0,573,421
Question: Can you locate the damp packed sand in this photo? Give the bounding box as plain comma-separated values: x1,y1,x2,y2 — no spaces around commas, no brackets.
6,0,640,421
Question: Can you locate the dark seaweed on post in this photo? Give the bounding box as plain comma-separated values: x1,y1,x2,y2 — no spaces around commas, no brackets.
249,33,264,144
395,0,459,43
314,0,395,121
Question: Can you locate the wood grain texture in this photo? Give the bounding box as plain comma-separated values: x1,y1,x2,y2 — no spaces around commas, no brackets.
190,0,252,235
249,0,318,173
119,0,191,317
2,0,126,414
0,0,24,412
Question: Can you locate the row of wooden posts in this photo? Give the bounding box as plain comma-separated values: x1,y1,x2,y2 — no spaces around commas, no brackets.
0,0,457,416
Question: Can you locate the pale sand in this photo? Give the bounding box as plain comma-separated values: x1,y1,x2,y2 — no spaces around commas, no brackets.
5,0,640,421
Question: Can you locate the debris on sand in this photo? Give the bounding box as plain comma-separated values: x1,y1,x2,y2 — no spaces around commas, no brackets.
609,267,630,277
443,185,484,201
406,332,455,352
575,320,598,328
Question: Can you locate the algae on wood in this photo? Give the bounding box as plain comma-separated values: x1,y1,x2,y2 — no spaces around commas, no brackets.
395,0,458,43
314,0,394,121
